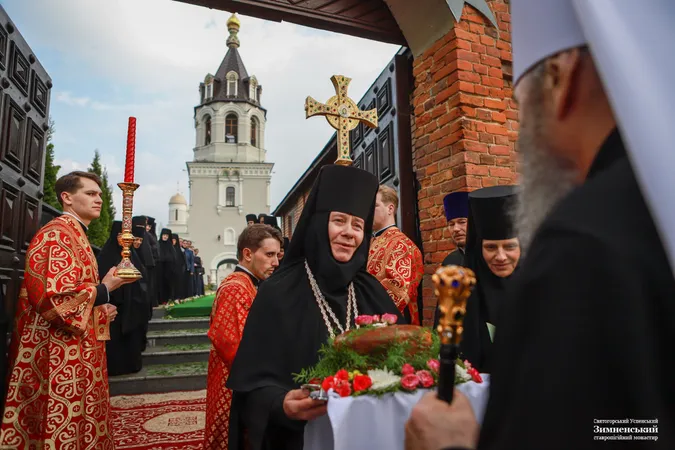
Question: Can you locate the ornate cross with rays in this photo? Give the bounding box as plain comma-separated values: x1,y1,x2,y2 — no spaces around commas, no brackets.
305,75,378,166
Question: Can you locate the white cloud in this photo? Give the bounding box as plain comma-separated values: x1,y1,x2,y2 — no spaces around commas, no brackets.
4,0,399,225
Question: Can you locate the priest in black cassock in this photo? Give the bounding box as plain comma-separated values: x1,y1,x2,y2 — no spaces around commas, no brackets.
97,221,148,376
157,228,175,304
227,164,404,450
246,214,257,226
405,1,675,449
459,186,520,374
441,191,469,267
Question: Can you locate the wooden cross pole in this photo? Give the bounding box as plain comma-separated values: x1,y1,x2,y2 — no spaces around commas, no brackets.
305,75,378,166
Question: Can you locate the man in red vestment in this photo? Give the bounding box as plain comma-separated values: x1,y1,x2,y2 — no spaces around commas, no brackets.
204,224,282,449
367,185,424,325
0,171,131,449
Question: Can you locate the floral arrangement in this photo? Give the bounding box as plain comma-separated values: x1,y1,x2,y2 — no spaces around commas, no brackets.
294,314,482,398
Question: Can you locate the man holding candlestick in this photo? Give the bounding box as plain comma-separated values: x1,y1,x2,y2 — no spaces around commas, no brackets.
0,171,132,448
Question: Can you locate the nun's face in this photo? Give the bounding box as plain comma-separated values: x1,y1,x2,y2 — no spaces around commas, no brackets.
482,238,521,278
161,234,169,241
328,212,365,263
133,237,143,249
247,221,255,226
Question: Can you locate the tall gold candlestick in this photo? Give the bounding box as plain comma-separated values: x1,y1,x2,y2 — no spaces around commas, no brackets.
116,182,142,279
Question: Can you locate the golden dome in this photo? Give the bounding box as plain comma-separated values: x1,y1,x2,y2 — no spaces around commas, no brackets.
227,13,240,30
169,193,187,205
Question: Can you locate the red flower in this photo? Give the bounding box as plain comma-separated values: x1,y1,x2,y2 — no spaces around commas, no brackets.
401,374,420,391
334,379,352,397
321,376,335,392
372,315,380,322
467,368,482,383
355,315,374,326
309,378,321,385
353,374,373,392
335,369,350,381
401,363,415,376
426,359,440,374
381,313,398,325
416,370,434,388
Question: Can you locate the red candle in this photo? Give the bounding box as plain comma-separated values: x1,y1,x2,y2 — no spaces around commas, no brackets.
124,117,137,183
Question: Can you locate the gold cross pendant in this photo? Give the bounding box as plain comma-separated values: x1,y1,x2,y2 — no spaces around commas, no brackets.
305,75,378,166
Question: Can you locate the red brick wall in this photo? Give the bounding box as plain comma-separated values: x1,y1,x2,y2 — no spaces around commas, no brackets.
412,0,518,325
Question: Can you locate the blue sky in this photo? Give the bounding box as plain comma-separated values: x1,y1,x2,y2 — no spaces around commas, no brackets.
1,0,398,227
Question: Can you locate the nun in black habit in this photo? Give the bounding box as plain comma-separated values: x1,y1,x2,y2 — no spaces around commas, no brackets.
133,216,155,351
171,233,187,299
460,185,521,373
145,216,161,307
227,164,404,450
157,228,175,304
97,220,149,376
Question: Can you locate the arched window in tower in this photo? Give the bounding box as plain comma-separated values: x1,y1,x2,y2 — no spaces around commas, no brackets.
226,71,238,97
250,117,258,147
225,114,238,143
249,77,258,102
204,115,212,145
226,186,235,207
175,210,178,221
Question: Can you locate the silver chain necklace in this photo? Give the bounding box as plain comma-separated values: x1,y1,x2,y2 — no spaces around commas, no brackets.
304,260,359,340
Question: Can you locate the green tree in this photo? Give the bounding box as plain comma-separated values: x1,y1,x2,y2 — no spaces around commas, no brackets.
86,150,115,247
43,119,61,210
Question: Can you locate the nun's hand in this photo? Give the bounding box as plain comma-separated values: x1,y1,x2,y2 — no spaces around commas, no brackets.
283,389,328,421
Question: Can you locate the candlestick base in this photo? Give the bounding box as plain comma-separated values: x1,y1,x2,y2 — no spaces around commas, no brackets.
116,256,143,280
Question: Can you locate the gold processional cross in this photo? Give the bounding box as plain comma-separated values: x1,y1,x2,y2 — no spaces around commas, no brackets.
305,75,378,166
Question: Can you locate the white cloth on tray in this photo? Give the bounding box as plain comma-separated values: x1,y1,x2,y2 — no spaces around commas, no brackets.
303,375,490,450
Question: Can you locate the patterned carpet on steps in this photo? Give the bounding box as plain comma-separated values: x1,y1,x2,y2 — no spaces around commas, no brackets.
110,390,206,449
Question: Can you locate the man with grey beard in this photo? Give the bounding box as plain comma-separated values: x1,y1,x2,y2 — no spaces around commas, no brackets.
405,1,675,449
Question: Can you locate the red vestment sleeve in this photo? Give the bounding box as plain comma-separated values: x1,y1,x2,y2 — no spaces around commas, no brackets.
25,227,98,336
208,281,253,366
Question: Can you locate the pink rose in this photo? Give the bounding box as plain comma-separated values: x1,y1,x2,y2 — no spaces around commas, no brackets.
464,360,473,370
401,363,416,376
426,359,440,374
401,374,420,391
372,315,380,322
416,370,434,388
355,315,374,326
381,313,398,325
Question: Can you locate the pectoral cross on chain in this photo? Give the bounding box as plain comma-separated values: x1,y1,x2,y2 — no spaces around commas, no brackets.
305,75,378,166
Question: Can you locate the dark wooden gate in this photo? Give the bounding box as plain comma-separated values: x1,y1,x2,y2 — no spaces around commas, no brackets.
0,5,51,404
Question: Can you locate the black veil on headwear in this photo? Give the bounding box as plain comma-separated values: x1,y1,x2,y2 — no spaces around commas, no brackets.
228,165,404,394
461,185,518,372
133,216,155,268
96,221,148,334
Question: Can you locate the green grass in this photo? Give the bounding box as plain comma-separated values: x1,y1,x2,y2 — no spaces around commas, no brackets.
162,343,211,352
146,361,208,377
147,328,207,336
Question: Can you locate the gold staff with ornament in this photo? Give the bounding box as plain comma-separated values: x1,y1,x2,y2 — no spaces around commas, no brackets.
305,75,378,165
116,117,142,280
432,265,476,402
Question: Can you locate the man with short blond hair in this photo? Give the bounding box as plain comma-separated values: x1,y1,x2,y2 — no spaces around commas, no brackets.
367,185,424,324
1,171,131,448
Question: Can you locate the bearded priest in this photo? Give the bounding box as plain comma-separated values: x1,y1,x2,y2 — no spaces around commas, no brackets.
0,171,131,448
227,164,404,450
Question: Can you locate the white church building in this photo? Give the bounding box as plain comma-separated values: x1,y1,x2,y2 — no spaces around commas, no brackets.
167,14,273,285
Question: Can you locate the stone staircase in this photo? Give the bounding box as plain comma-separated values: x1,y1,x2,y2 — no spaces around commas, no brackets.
108,307,211,396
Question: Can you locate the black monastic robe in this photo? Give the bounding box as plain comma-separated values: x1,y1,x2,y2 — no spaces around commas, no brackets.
478,129,675,449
